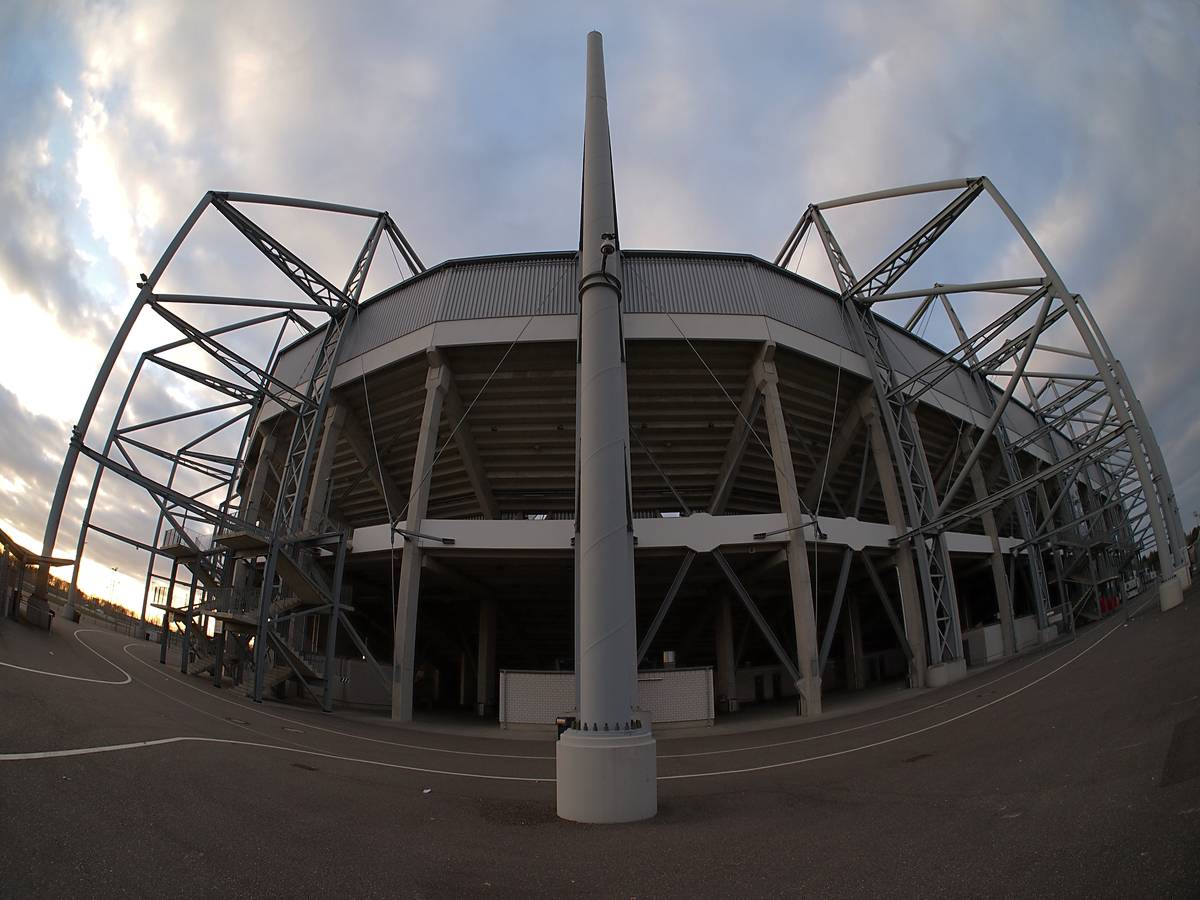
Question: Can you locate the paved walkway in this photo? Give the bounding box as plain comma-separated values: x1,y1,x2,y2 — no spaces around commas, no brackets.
2,586,1198,898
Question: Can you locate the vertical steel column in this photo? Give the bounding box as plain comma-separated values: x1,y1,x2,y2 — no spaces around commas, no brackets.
321,532,348,712
159,559,179,665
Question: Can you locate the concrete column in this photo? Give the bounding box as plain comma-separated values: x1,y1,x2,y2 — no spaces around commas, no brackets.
864,398,928,687
755,348,821,716
391,357,449,722
969,460,1016,657
305,403,348,533
842,595,866,690
714,594,739,712
476,595,497,717
243,431,278,527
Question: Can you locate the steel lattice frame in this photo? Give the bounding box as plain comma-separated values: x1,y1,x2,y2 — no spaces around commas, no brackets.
29,191,423,707
777,177,1188,654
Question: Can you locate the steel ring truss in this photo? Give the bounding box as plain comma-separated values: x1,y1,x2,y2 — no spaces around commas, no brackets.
776,177,1187,662
30,191,423,707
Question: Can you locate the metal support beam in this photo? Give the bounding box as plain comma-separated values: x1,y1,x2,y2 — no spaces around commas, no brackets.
708,372,763,514
636,551,697,663
438,357,500,519
711,549,802,688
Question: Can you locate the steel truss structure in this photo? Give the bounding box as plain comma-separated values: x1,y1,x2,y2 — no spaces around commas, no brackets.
28,176,1188,716
29,191,423,707
777,177,1188,661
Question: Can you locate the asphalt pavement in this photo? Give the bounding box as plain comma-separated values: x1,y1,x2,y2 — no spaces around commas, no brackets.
2,585,1198,899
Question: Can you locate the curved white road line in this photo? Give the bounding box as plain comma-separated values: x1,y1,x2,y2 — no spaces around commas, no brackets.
120,642,553,761
660,611,1125,780
1,607,1142,784
0,735,552,783
0,629,132,685
662,634,1075,759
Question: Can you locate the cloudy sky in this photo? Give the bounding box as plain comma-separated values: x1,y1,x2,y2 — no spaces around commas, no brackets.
1,0,1197,613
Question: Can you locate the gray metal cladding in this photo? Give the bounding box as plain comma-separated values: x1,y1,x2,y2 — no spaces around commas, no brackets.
266,249,1068,455
751,264,847,346
273,332,321,386
623,254,760,316
441,255,576,321
341,267,449,358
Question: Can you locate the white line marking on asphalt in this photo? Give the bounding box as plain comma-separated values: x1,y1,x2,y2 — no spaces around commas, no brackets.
4,595,1152,785
661,637,1074,760
0,735,552,782
659,610,1129,780
0,629,132,685
119,642,553,761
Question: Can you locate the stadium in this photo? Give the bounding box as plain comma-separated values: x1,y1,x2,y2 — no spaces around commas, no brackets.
21,43,1190,740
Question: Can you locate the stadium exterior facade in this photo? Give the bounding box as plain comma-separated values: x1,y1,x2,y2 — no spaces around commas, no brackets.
26,49,1191,738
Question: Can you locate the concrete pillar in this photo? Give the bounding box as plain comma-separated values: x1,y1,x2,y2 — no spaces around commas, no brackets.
243,431,278,527
864,399,928,687
714,594,739,712
842,595,866,690
756,348,821,716
305,403,348,533
969,461,1016,657
476,595,497,716
391,357,449,722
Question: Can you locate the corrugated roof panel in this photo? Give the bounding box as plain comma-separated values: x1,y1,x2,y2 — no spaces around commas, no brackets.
263,250,1085,458
442,256,576,321
624,254,760,316
338,267,449,360
752,265,848,347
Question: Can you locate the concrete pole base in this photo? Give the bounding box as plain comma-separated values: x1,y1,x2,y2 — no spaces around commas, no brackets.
556,727,657,823
1160,576,1184,612
1175,567,1192,591
925,659,966,688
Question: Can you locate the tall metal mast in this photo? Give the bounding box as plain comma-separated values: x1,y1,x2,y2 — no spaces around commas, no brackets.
556,31,657,824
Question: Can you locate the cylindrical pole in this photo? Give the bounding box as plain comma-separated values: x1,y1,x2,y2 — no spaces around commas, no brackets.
556,31,656,824
575,32,637,732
